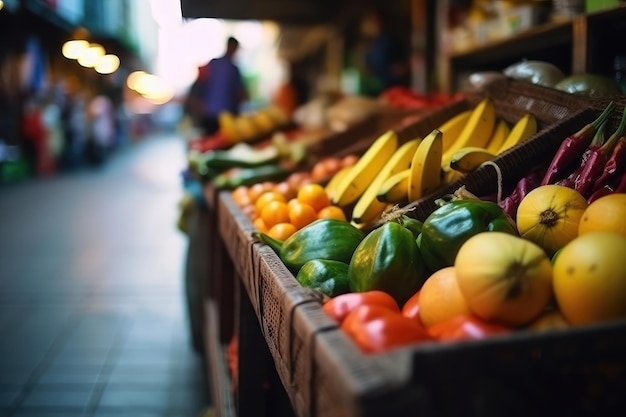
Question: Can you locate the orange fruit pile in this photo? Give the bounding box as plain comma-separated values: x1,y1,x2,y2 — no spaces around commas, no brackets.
231,162,355,240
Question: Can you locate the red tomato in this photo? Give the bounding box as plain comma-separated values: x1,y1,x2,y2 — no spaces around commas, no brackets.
427,315,511,342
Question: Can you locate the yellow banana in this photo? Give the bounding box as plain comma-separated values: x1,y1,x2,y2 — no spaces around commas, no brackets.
377,169,410,204
438,109,472,153
332,130,398,207
352,138,421,224
442,164,465,184
449,146,497,174
409,129,443,202
485,119,510,154
442,98,497,164
218,112,241,142
325,165,353,201
497,113,538,154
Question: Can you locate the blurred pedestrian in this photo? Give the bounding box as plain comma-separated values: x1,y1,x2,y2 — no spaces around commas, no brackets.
190,37,248,136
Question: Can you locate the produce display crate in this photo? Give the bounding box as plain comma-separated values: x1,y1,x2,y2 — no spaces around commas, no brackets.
214,78,626,417
219,186,626,417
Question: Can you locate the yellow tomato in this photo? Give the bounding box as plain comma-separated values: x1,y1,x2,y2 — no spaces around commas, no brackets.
552,232,626,326
578,193,626,237
516,184,587,256
454,232,553,326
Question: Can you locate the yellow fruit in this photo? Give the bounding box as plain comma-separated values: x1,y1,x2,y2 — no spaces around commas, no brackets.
578,193,626,237
454,232,553,326
408,129,443,202
352,138,421,224
376,169,410,204
418,266,471,328
448,146,496,174
325,165,352,201
485,119,510,154
437,109,472,153
442,97,496,164
553,232,626,325
497,113,537,154
516,184,588,256
332,130,398,207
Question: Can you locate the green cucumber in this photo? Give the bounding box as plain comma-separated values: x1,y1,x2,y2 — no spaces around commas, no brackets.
203,143,280,171
213,164,289,189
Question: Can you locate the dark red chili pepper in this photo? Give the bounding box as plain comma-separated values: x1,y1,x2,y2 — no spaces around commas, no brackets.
556,118,608,190
574,121,620,197
592,137,626,192
576,106,626,197
541,101,616,185
498,170,544,219
613,165,626,194
587,183,616,204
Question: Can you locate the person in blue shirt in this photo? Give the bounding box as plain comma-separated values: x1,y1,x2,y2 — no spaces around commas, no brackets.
187,37,248,136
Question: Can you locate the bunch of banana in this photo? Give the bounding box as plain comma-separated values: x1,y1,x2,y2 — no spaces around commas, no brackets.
408,129,443,202
351,138,421,224
496,113,537,154
441,97,497,167
333,129,444,227
446,112,538,174
331,130,399,208
377,170,410,205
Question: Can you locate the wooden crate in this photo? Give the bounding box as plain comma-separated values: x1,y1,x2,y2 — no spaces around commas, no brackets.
216,80,626,417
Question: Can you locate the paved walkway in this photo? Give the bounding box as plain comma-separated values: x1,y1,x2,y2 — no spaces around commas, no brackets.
0,133,212,417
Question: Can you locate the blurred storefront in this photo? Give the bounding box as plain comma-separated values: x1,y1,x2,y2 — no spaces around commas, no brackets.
0,0,158,180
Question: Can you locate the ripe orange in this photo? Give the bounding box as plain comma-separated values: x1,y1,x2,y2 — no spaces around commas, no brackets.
274,181,297,201
297,183,330,212
255,191,286,213
578,193,626,238
288,201,318,230
253,216,268,233
316,205,347,221
231,185,250,207
247,182,274,204
418,266,471,328
267,222,297,240
260,200,290,229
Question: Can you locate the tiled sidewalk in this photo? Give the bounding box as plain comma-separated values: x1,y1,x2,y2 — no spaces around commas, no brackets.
0,133,212,417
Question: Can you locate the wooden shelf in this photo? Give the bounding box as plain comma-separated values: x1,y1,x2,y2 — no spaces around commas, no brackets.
448,19,573,65
437,4,626,92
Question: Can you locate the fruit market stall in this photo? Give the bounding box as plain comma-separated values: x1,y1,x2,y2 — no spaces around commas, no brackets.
181,93,450,415
181,71,626,417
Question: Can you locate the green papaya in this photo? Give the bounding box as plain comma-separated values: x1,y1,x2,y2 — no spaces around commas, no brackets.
253,218,365,275
296,259,350,298
348,221,427,307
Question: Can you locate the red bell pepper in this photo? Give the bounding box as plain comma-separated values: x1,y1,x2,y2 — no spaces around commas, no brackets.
427,314,511,342
541,101,616,186
322,290,400,324
341,304,432,354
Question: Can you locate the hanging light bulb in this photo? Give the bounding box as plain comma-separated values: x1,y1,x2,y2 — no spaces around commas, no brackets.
77,43,105,68
95,54,120,74
62,39,90,59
